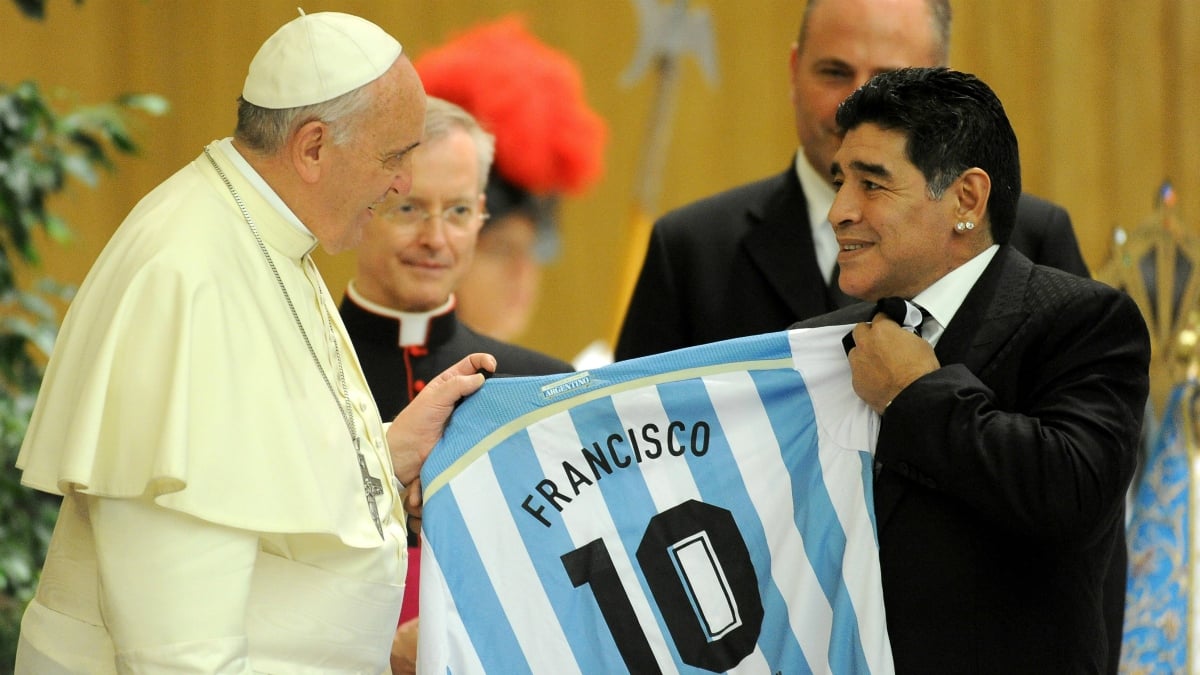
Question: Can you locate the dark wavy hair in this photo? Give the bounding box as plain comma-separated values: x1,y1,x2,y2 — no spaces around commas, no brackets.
835,67,1021,244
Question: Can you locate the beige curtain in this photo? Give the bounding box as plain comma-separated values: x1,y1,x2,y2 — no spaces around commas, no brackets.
2,0,1195,363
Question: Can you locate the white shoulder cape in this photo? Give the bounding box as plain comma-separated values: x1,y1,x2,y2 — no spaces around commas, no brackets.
17,142,397,548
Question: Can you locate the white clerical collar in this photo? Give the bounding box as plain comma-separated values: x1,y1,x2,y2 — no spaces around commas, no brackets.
216,137,312,238
346,281,456,347
795,149,838,282
912,244,999,346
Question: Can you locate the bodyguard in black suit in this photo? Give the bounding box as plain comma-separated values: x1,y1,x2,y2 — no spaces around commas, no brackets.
615,0,1088,362
797,67,1148,673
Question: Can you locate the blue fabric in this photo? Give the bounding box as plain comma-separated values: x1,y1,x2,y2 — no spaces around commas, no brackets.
1122,381,1197,673
419,329,891,673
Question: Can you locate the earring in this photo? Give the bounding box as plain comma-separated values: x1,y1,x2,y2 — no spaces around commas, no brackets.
955,221,975,232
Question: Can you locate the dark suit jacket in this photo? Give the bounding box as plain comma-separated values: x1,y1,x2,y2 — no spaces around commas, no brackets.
797,247,1150,673
615,161,1090,361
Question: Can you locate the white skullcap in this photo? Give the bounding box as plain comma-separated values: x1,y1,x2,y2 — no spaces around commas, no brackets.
242,9,403,109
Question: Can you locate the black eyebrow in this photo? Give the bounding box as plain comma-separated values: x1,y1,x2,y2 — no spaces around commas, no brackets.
848,159,892,181
811,57,852,70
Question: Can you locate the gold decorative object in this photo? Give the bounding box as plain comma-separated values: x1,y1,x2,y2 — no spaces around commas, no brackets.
1096,182,1200,412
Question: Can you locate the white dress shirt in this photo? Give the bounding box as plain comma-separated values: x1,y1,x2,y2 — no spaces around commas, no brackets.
913,245,1000,346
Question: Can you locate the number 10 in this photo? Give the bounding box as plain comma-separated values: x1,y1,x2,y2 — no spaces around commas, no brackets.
561,500,764,673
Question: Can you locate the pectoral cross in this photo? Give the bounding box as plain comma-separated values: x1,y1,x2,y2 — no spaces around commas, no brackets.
357,441,386,539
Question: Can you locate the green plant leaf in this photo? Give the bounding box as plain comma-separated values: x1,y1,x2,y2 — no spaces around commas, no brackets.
60,152,99,186
41,213,71,245
118,93,170,117
11,0,44,20
0,30,166,643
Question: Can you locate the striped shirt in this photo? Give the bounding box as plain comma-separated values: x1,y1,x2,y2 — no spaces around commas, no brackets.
417,326,893,674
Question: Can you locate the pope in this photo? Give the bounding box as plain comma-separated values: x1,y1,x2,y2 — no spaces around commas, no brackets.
13,10,490,673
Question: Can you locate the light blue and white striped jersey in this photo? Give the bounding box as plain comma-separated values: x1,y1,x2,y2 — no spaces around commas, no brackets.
417,326,893,674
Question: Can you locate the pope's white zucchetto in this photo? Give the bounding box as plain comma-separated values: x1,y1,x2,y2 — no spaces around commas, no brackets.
242,9,403,110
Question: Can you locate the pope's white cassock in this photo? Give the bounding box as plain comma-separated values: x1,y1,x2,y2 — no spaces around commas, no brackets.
14,138,407,673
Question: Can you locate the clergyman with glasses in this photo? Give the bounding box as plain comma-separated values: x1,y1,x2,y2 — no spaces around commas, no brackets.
338,95,572,675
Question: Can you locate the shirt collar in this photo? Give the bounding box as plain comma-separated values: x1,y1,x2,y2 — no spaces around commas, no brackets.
795,149,839,282
217,137,313,239
913,244,999,337
345,281,456,347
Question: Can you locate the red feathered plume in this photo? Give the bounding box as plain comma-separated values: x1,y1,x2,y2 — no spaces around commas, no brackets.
414,16,607,196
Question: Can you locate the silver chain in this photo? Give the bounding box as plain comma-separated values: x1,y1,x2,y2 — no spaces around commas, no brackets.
203,148,385,539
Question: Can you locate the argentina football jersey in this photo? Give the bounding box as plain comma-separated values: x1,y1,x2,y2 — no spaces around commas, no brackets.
417,326,892,674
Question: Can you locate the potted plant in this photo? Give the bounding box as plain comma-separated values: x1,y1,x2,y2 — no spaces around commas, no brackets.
0,1,167,661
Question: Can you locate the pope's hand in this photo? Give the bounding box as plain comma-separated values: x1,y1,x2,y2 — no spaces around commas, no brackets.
388,352,495,494
390,617,420,675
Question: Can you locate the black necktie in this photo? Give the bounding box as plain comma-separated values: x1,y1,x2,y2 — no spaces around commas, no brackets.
842,297,930,354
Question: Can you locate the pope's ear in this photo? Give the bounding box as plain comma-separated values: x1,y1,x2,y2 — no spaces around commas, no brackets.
290,120,330,184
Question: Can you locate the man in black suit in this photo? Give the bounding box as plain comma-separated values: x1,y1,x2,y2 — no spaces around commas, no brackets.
615,0,1088,361
798,67,1148,673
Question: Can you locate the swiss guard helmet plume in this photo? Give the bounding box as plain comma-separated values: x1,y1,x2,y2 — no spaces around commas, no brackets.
414,16,607,258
